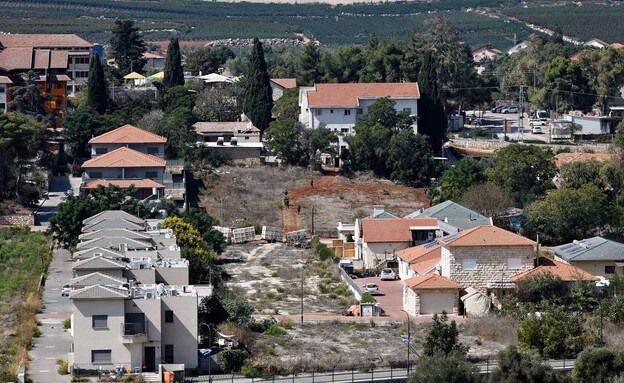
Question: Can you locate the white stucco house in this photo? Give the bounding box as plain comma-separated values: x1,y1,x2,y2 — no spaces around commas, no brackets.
299,82,419,166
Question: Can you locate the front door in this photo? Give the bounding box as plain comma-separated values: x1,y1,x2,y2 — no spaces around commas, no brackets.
144,346,156,372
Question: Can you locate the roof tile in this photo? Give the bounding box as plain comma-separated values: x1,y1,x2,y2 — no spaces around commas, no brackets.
88,124,167,144
439,225,535,247
511,257,598,281
0,34,93,48
307,83,419,107
361,218,439,243
82,147,166,168
82,179,165,189
405,273,462,289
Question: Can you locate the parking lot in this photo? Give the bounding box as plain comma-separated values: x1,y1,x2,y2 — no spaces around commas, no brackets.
463,110,551,142
356,276,407,320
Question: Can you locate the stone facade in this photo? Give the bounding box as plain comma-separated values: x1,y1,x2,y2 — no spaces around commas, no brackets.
440,245,534,295
450,138,609,154
403,283,460,316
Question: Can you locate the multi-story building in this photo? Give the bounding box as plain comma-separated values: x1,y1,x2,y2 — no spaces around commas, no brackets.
193,121,263,162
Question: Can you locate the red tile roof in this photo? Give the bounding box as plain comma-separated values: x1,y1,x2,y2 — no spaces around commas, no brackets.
439,225,536,247
397,243,442,274
271,78,297,89
0,76,14,84
611,43,624,49
82,179,165,189
361,218,439,243
82,147,166,168
511,257,598,282
553,152,615,168
88,125,167,144
0,48,68,71
405,273,462,289
143,52,165,59
307,83,419,107
0,34,92,48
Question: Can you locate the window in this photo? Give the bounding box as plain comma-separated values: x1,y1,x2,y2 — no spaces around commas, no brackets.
507,258,522,269
164,345,174,363
330,109,334,114
91,350,112,363
165,310,174,323
356,108,363,114
341,128,349,133
344,110,352,116
606,265,616,274
75,71,89,78
0,86,5,93
89,172,102,179
244,136,250,140
147,147,160,155
0,103,5,111
74,57,89,64
315,110,322,116
145,171,158,179
403,108,412,114
95,147,108,155
92,315,108,328
461,259,477,270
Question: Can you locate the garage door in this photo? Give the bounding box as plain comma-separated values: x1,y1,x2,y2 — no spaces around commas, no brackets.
420,292,455,315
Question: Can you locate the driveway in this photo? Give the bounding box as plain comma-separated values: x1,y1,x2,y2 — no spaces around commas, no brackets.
356,276,406,320
35,175,82,227
27,247,73,383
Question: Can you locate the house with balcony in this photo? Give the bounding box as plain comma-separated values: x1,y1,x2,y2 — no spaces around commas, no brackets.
299,83,419,166
88,124,167,159
69,283,198,372
193,121,262,162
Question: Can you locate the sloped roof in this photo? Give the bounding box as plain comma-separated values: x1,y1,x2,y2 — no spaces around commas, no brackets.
307,83,420,107
511,257,598,282
82,147,166,168
77,236,153,251
405,200,492,230
82,179,165,189
88,124,167,144
405,273,462,289
69,272,127,287
552,236,624,262
552,152,615,168
143,52,164,59
361,218,439,243
397,241,440,263
0,34,92,48
82,219,146,233
69,284,128,300
0,48,69,71
439,225,536,247
79,228,152,241
73,255,126,270
0,76,15,84
271,78,296,89
72,247,125,260
83,210,145,225
123,72,145,79
193,121,260,134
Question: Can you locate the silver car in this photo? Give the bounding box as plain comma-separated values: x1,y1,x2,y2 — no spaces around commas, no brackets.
364,283,379,295
380,268,397,280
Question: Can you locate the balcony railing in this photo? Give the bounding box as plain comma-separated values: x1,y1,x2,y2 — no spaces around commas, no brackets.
121,321,147,336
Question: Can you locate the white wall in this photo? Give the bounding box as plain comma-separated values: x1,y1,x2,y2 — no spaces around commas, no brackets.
564,115,608,135
0,84,7,112
363,241,410,269
91,143,165,158
84,167,164,181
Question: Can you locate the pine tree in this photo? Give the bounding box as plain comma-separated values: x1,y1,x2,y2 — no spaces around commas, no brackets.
86,53,108,114
163,37,185,90
109,20,147,75
417,50,447,153
242,38,273,133
296,42,322,86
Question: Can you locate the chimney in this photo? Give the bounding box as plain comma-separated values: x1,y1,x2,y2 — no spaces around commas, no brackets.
373,205,384,216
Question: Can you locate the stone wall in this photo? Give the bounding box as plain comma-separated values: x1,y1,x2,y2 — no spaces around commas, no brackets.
0,214,35,226
440,245,534,294
450,138,610,154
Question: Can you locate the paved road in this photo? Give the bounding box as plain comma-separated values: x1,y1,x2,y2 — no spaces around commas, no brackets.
356,276,405,320
35,175,81,227
27,247,73,383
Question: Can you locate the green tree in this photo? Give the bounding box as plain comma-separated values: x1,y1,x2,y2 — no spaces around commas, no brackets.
264,119,337,168
62,109,114,158
573,348,624,383
242,38,273,133
516,274,568,306
428,159,486,204
486,144,556,206
86,53,108,114
541,56,595,112
109,20,147,75
157,106,196,159
180,208,227,254
272,87,299,121
221,298,255,326
163,37,184,90
185,47,220,76
524,184,611,244
423,312,466,356
162,85,195,114
8,70,52,125
296,42,322,86
386,130,436,187
408,351,479,383
489,346,560,383
560,160,605,189
460,182,514,219
193,88,241,122
417,50,446,153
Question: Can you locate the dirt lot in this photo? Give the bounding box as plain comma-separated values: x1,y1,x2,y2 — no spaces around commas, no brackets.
199,167,429,235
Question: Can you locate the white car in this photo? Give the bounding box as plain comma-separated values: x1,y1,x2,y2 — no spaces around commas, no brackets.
531,126,542,134
529,119,546,127
364,283,379,295
61,284,71,296
380,268,397,280
501,106,519,114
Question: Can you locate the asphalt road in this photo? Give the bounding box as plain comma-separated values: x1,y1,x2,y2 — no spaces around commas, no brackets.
35,175,82,227
27,247,73,383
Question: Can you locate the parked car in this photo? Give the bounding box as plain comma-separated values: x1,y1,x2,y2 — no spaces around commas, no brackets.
61,284,71,296
531,126,542,134
492,105,509,113
364,283,379,295
380,268,397,280
529,119,546,127
501,106,519,114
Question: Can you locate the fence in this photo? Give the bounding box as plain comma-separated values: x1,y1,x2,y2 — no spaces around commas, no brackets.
338,267,363,300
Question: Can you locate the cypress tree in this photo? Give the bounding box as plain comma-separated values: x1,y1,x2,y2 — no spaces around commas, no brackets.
242,38,273,133
417,51,447,153
163,37,184,90
86,53,108,115
296,42,322,86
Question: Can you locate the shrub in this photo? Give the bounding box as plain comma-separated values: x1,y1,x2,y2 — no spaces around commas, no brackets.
220,349,248,373
63,317,71,329
56,358,69,375
328,293,338,299
334,285,348,295
33,324,41,338
241,361,265,377
573,347,624,383
264,323,286,336
281,320,293,329
361,292,376,303
423,313,467,356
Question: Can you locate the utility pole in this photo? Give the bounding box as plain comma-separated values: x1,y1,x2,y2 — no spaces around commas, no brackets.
300,268,304,324
311,206,315,235
519,85,524,142
220,197,224,226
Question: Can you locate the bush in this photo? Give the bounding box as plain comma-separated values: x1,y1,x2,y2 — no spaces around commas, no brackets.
573,347,624,383
220,349,248,373
241,361,265,377
264,323,286,336
56,358,69,375
63,317,71,330
281,320,293,329
423,313,467,356
248,317,275,333
361,292,376,303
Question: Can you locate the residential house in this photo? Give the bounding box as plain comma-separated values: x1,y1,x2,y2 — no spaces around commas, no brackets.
69,283,199,372
270,78,296,101
88,124,167,159
584,38,624,49
405,200,493,235
397,241,441,281
82,210,147,233
563,113,618,135
143,52,165,69
471,45,502,63
193,121,262,162
552,152,615,169
356,217,439,269
0,34,93,94
0,76,9,113
299,83,419,165
403,273,462,316
552,236,624,278
338,205,400,242
72,255,127,278
508,41,529,55
72,247,127,261
511,257,598,284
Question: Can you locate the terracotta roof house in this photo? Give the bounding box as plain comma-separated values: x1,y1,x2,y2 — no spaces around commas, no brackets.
88,125,167,159
511,257,598,282
356,217,439,268
397,241,441,280
270,78,296,101
552,152,615,168
299,82,419,166
143,52,165,69
403,273,462,316
552,236,624,279
471,45,502,63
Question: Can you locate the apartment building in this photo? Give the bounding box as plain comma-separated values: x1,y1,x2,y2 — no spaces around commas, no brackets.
72,256,189,286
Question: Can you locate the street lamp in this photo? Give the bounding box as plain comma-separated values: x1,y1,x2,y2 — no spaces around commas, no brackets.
200,323,213,383
591,300,603,346
400,310,411,377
